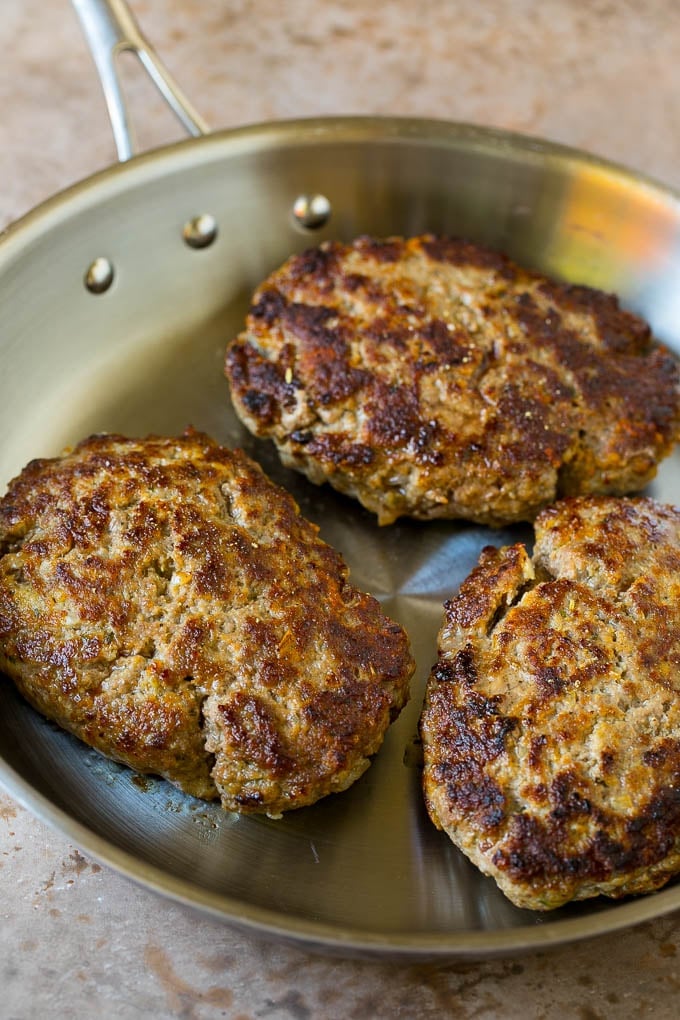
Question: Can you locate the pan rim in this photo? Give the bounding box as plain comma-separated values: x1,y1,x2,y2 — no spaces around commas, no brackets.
3,113,680,255
2,749,680,960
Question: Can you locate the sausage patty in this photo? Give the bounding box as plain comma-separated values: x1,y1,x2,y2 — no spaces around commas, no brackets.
225,235,680,526
0,429,413,817
420,495,680,910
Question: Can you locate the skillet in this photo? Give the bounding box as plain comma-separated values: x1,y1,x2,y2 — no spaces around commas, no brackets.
1,0,679,959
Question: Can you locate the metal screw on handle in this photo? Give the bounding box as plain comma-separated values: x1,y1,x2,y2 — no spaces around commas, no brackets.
71,0,210,161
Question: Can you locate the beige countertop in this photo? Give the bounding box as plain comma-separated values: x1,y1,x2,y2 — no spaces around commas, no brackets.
3,1,680,1016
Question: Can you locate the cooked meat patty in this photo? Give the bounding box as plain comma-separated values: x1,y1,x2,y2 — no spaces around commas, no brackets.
0,429,413,817
420,495,680,910
225,234,680,526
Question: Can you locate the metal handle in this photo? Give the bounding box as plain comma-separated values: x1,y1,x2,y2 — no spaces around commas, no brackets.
71,0,209,161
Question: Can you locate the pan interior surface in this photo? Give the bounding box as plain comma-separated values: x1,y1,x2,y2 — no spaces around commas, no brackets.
1,119,680,957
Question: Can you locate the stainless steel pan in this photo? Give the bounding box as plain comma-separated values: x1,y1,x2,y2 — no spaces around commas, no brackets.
1,0,679,959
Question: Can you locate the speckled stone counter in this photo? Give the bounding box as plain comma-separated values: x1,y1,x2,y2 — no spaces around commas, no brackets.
3,2,680,1017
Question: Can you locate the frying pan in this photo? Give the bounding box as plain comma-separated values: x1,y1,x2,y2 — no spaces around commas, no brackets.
1,0,679,960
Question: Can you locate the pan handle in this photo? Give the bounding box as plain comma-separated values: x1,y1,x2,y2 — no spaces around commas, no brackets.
71,0,210,161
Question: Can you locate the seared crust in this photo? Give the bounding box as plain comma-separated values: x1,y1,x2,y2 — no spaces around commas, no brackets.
225,235,680,525
420,496,680,910
0,430,413,816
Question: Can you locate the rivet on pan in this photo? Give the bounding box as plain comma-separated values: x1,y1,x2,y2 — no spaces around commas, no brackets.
292,194,331,230
84,257,114,294
183,213,218,249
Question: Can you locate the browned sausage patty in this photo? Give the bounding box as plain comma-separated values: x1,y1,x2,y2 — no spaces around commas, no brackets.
0,430,413,817
420,495,680,910
225,235,680,526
